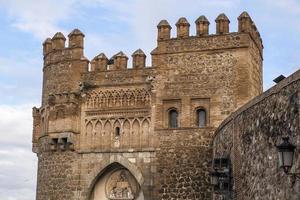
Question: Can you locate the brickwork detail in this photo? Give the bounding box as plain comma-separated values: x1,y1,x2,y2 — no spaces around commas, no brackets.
86,88,151,109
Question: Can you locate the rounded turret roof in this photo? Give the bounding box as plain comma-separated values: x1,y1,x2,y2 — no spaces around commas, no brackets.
43,38,52,45
215,13,230,22
68,29,85,37
238,11,251,19
157,20,171,28
176,17,190,26
115,51,128,58
93,53,108,61
132,49,146,56
52,32,66,40
195,15,210,24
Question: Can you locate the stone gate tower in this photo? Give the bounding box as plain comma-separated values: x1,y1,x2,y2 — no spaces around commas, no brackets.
32,12,263,200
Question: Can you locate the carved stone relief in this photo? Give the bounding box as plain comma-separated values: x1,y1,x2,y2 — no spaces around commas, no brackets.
105,170,139,200
86,89,151,109
82,118,150,150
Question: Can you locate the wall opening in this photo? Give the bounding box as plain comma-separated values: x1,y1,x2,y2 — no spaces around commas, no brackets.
169,109,178,128
115,127,120,137
196,108,206,128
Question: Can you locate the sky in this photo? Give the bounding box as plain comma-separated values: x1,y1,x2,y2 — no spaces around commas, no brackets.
0,0,299,199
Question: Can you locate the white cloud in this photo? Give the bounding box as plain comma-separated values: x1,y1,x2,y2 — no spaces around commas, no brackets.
0,104,35,147
0,55,42,105
0,0,134,39
0,104,37,200
0,0,76,38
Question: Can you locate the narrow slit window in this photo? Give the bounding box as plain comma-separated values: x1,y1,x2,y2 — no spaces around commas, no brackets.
197,109,207,128
169,109,178,128
115,127,120,137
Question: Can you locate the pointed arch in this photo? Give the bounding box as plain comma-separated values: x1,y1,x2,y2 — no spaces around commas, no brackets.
86,155,144,200
131,119,140,148
86,122,93,149
103,120,112,149
141,119,150,147
113,120,121,138
94,120,102,149
122,119,131,148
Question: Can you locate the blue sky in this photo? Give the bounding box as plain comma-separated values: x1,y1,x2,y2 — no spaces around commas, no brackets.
0,0,299,199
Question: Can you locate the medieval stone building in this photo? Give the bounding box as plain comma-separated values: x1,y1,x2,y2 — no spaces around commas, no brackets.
32,12,264,200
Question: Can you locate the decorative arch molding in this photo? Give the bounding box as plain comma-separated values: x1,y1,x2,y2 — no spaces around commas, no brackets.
85,88,151,109
86,155,144,200
82,117,151,150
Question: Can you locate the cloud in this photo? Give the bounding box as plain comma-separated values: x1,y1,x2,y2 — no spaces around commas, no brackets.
0,55,42,105
0,0,134,39
0,104,37,200
110,0,242,63
0,0,76,38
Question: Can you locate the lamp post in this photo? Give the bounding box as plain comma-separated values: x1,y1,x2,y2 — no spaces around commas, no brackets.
210,171,220,188
210,158,232,200
276,137,300,180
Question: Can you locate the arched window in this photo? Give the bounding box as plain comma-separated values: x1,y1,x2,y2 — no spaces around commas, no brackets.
115,127,120,137
196,109,206,128
169,109,178,128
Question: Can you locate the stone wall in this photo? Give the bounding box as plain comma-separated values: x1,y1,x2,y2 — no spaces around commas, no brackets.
213,69,300,200
36,137,78,200
156,128,214,200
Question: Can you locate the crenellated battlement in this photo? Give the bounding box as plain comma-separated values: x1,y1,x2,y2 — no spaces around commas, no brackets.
42,11,262,79
43,29,84,54
43,29,87,68
89,49,147,73
156,12,263,56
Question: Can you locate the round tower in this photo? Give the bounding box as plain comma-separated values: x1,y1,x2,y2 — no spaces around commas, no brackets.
42,29,88,105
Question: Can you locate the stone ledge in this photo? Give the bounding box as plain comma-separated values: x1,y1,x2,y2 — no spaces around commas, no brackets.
78,147,157,154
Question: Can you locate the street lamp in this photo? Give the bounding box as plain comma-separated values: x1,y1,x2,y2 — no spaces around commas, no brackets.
210,171,221,188
276,137,300,180
210,157,232,198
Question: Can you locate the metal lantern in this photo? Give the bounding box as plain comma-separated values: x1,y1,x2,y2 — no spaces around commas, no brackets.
276,137,296,174
210,171,220,187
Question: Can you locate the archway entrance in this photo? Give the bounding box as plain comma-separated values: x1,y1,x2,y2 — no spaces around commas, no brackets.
90,163,144,200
